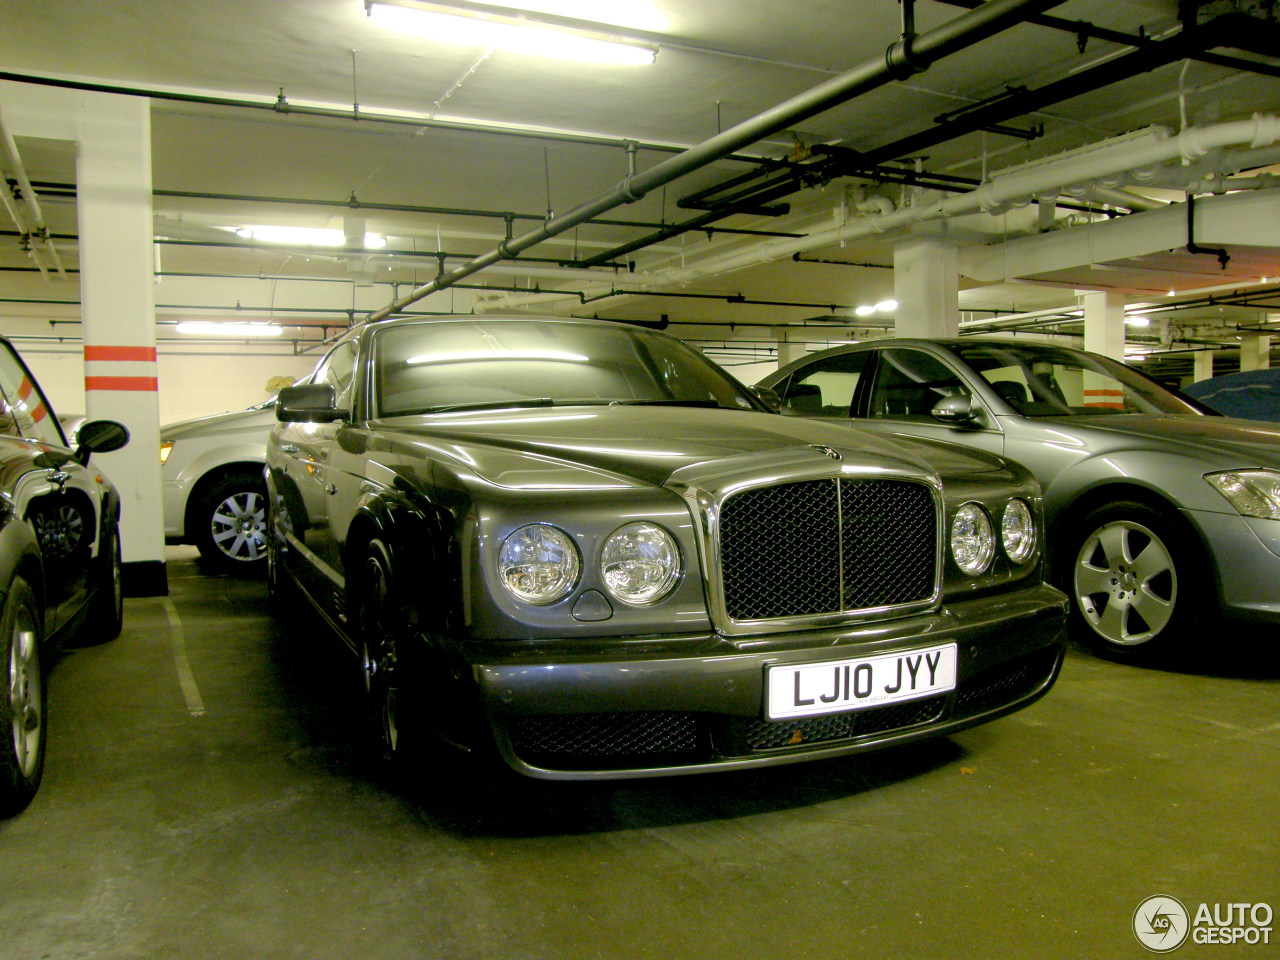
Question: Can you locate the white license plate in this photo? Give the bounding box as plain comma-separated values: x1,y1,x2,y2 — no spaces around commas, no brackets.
766,644,958,720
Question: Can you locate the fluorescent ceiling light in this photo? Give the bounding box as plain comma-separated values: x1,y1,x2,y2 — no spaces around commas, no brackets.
232,225,387,248
365,0,657,65
176,322,285,338
874,299,898,312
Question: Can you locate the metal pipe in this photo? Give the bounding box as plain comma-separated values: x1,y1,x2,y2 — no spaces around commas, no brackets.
367,0,1068,321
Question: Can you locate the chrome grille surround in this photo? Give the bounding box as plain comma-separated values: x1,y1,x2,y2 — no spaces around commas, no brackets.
668,449,944,637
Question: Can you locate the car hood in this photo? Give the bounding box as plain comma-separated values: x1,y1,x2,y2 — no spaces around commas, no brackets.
1024,414,1280,465
375,406,1009,488
162,405,277,442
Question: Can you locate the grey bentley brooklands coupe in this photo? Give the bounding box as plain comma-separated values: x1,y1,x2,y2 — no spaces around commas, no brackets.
265,316,1067,780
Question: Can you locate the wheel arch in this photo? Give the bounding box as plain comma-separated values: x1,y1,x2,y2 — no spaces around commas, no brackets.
1050,481,1212,583
183,461,265,538
342,493,462,634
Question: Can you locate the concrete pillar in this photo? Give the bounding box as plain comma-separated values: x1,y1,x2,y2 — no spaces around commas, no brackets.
1194,350,1215,382
0,83,166,595
893,237,958,338
774,327,805,368
1240,334,1271,371
1081,290,1126,361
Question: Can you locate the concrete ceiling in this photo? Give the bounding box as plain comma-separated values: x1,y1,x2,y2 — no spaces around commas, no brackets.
1,0,1279,379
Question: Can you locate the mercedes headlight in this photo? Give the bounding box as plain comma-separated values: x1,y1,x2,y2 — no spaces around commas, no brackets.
601,522,681,604
498,524,580,605
1205,470,1280,520
951,502,995,576
1001,499,1036,564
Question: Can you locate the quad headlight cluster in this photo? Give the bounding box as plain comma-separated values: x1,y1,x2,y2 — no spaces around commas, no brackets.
498,521,681,606
950,499,1037,575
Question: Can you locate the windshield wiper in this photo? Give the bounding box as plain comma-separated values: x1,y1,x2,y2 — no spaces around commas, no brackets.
424,398,555,414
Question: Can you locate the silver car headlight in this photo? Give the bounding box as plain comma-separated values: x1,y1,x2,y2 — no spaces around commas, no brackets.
951,502,995,576
1001,499,1036,564
1205,470,1280,520
498,524,580,605
601,522,681,604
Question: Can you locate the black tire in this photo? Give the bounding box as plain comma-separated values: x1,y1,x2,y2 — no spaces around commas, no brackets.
82,522,123,644
193,473,268,572
264,500,296,612
355,540,415,773
1061,500,1199,659
1,576,45,818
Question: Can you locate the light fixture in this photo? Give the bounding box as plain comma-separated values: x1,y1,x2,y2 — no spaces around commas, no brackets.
232,225,387,249
176,322,285,338
874,299,898,312
854,305,876,317
1124,316,1151,327
365,0,658,65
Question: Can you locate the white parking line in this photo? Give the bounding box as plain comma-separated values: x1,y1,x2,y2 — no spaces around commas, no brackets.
162,598,206,717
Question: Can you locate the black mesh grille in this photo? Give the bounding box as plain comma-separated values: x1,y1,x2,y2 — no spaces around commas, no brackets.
742,695,947,751
507,711,704,770
955,648,1057,717
719,478,937,621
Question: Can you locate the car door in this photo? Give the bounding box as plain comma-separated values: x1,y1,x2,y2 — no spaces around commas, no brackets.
853,346,1006,459
0,343,101,636
274,341,358,606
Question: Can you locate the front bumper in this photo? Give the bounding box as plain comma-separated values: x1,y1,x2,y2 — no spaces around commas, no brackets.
1186,509,1280,623
467,582,1068,779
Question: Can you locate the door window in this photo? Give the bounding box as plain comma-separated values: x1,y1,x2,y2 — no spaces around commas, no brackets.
0,345,64,446
777,351,869,418
867,349,968,421
312,342,358,415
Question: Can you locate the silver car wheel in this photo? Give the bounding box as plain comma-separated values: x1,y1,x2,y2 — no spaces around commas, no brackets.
210,490,267,563
1073,519,1177,646
9,620,42,779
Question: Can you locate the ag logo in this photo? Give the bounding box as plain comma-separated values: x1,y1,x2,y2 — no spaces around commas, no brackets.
1134,895,1190,953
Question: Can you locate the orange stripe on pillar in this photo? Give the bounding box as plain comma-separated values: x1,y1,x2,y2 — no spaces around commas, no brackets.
85,376,159,392
84,345,158,362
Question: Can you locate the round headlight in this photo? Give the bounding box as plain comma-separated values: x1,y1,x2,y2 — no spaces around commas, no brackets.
601,522,681,604
1001,499,1036,564
951,503,995,576
498,524,580,605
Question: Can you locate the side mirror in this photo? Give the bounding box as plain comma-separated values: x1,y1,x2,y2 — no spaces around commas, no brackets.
931,395,982,427
749,384,783,413
277,384,348,423
74,419,130,465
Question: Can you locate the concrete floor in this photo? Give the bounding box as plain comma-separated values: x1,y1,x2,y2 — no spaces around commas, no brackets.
3,548,1278,960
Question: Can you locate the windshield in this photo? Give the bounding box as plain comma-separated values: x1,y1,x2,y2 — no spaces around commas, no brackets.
371,319,758,417
944,342,1205,418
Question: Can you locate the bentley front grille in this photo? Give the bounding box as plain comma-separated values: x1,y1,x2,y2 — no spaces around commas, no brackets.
718,477,937,622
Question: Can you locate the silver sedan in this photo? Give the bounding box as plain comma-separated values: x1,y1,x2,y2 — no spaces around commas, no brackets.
760,338,1280,659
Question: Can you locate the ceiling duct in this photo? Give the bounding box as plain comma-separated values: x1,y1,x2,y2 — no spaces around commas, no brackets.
366,0,1071,322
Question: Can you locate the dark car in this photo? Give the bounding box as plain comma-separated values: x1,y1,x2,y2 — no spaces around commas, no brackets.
1184,368,1280,423
0,338,129,816
759,337,1280,659
265,316,1065,781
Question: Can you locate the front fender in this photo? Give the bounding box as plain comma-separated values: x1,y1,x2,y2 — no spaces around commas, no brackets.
1042,448,1229,523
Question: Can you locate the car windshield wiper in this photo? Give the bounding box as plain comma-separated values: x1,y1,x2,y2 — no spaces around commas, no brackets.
608,398,723,407
423,398,556,414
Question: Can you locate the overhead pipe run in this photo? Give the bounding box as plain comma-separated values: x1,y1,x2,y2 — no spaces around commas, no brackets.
366,0,1071,322
0,105,65,279
644,115,1280,289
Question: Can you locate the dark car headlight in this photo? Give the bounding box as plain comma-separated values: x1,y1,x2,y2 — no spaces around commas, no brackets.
1001,498,1036,564
600,522,681,605
1206,469,1280,520
951,502,995,576
498,524,581,605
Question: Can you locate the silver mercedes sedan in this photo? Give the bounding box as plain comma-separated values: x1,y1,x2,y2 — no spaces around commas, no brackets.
760,338,1280,659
